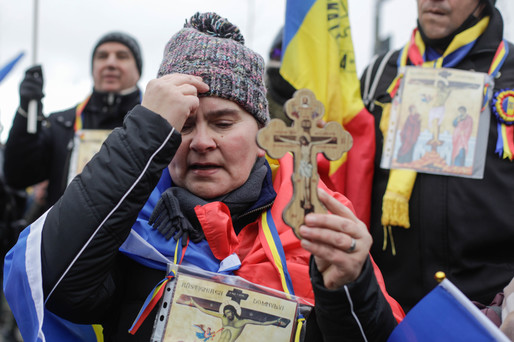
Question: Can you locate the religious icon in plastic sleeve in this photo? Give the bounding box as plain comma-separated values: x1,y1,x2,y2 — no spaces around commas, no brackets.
67,129,112,185
381,66,494,179
151,264,311,342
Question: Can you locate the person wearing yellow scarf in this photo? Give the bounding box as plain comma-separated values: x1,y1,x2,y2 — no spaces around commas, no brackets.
361,0,514,313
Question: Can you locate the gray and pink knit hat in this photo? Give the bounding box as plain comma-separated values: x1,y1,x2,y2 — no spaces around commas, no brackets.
157,12,269,125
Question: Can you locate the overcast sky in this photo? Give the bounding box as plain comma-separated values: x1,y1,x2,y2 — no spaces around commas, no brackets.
0,0,511,142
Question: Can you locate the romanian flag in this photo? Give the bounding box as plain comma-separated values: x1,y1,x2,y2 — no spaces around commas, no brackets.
388,278,509,342
280,0,375,226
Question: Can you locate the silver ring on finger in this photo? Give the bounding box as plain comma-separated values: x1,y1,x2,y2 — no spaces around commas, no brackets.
347,238,357,253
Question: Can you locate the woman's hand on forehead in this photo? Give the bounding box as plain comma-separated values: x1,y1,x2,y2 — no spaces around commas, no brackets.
142,74,209,131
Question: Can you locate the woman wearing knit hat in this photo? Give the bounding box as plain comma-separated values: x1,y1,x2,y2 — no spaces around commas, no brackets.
4,13,402,341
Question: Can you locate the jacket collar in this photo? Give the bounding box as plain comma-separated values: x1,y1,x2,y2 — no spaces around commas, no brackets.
469,7,504,55
87,87,141,116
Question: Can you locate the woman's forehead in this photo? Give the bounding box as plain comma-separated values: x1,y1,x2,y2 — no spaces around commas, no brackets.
196,97,257,122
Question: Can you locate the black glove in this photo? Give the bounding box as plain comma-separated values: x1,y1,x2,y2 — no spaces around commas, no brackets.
148,189,205,246
19,65,44,112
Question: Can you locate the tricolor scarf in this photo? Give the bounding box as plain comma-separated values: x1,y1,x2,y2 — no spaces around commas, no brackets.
381,16,508,255
73,96,90,132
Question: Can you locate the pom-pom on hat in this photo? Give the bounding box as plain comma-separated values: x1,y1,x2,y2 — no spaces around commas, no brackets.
157,12,269,126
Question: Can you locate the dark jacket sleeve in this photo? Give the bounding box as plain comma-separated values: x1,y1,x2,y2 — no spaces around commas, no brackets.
309,256,397,342
41,105,181,321
3,108,53,189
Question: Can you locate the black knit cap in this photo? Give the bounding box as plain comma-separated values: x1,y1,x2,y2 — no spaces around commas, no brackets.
91,31,143,76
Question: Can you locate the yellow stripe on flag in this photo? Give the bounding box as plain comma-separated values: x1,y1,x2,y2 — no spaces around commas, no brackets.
281,0,364,124
281,0,364,175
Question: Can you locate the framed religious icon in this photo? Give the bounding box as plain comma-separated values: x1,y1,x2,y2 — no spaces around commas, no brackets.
381,66,494,179
151,265,310,342
67,129,111,185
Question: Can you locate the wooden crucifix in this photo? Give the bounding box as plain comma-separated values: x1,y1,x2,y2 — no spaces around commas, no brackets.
257,89,353,239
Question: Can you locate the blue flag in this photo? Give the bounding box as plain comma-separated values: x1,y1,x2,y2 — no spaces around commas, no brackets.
3,212,103,342
388,278,509,342
0,52,24,83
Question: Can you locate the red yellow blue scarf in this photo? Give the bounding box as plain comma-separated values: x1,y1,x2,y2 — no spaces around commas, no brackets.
128,241,188,334
260,209,306,341
73,96,91,132
491,41,514,158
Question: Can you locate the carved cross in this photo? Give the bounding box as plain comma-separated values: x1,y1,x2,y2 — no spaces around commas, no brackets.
257,89,353,238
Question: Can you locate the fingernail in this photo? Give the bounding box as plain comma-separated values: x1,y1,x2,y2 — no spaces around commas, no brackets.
300,238,311,248
304,215,315,225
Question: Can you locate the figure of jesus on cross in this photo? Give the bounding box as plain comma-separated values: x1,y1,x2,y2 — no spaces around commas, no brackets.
257,89,352,238
276,121,334,213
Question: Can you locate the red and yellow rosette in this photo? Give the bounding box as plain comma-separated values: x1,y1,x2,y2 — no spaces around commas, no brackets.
492,89,514,159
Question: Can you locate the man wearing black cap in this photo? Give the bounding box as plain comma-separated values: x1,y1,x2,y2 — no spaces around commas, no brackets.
361,0,514,317
3,31,143,216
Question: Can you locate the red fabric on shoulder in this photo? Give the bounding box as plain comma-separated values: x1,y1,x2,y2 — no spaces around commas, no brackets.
195,202,239,260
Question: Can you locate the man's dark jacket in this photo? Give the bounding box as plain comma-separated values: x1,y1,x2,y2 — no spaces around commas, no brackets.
4,89,141,211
